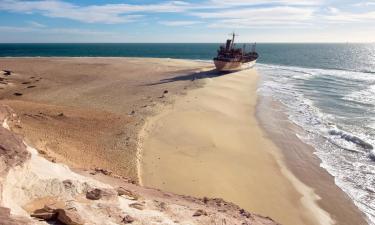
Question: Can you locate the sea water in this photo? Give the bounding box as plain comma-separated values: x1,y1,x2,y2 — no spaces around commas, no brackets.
1,43,375,224
256,44,375,225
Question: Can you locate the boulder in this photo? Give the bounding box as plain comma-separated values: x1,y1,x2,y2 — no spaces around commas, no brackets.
239,209,252,219
193,209,207,217
94,167,112,176
122,215,135,224
86,188,116,200
86,188,102,200
63,179,74,189
30,204,59,221
116,187,139,200
128,202,144,210
31,211,56,220
56,209,84,225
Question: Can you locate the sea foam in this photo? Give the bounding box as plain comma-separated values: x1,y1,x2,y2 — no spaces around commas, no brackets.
257,63,375,225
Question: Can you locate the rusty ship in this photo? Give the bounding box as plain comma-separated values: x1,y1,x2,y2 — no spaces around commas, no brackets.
214,33,258,72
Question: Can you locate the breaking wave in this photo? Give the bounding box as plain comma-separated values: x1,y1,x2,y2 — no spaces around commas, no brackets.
257,63,375,225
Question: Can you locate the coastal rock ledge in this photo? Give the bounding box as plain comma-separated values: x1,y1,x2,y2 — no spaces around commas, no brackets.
0,105,280,225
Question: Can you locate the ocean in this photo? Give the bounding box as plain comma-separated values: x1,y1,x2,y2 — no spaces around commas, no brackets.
1,43,375,223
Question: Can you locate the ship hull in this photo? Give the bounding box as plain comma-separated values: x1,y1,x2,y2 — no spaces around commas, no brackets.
213,59,256,72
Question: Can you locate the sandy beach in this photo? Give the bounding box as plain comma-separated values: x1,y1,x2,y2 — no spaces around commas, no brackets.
141,68,368,225
0,58,368,225
140,69,330,225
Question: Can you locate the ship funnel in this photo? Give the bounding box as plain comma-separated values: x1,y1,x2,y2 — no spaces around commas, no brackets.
225,39,232,51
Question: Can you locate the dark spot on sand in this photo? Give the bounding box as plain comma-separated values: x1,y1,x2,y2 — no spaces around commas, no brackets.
27,85,36,88
13,92,23,96
22,81,31,84
3,70,12,76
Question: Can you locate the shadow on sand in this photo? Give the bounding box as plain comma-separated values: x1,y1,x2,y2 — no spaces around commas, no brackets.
145,69,234,86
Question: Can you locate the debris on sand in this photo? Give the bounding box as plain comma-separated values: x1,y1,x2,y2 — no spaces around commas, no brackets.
3,70,12,76
159,90,169,98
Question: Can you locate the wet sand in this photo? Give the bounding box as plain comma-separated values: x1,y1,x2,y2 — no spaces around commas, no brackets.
141,69,334,225
257,96,368,225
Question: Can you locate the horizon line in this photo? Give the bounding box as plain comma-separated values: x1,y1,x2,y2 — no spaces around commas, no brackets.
0,42,374,44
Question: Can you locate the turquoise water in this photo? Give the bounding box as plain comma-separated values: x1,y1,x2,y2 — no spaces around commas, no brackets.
1,43,374,73
1,43,375,224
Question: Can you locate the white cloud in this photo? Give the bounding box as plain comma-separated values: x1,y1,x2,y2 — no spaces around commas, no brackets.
352,1,375,7
192,6,315,28
0,25,112,36
0,0,322,25
0,0,374,29
0,0,190,23
159,20,202,26
208,0,322,6
323,7,375,23
27,21,46,28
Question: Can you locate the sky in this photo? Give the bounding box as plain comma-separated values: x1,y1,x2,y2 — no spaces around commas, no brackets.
0,0,375,43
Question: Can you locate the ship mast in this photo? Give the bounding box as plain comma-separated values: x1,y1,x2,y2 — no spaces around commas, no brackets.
229,32,237,49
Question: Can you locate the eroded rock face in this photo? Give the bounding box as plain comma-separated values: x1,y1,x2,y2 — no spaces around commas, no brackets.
0,109,30,175
0,108,32,225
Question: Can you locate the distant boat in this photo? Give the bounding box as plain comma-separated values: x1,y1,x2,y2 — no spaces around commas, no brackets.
213,33,259,72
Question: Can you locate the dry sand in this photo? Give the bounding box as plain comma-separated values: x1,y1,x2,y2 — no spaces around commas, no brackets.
141,69,334,225
0,57,210,181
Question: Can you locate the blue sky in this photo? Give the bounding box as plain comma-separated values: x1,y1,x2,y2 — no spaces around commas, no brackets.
0,0,374,43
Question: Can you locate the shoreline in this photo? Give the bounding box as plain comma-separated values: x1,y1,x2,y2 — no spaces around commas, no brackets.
0,57,368,224
140,68,334,225
256,96,369,225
